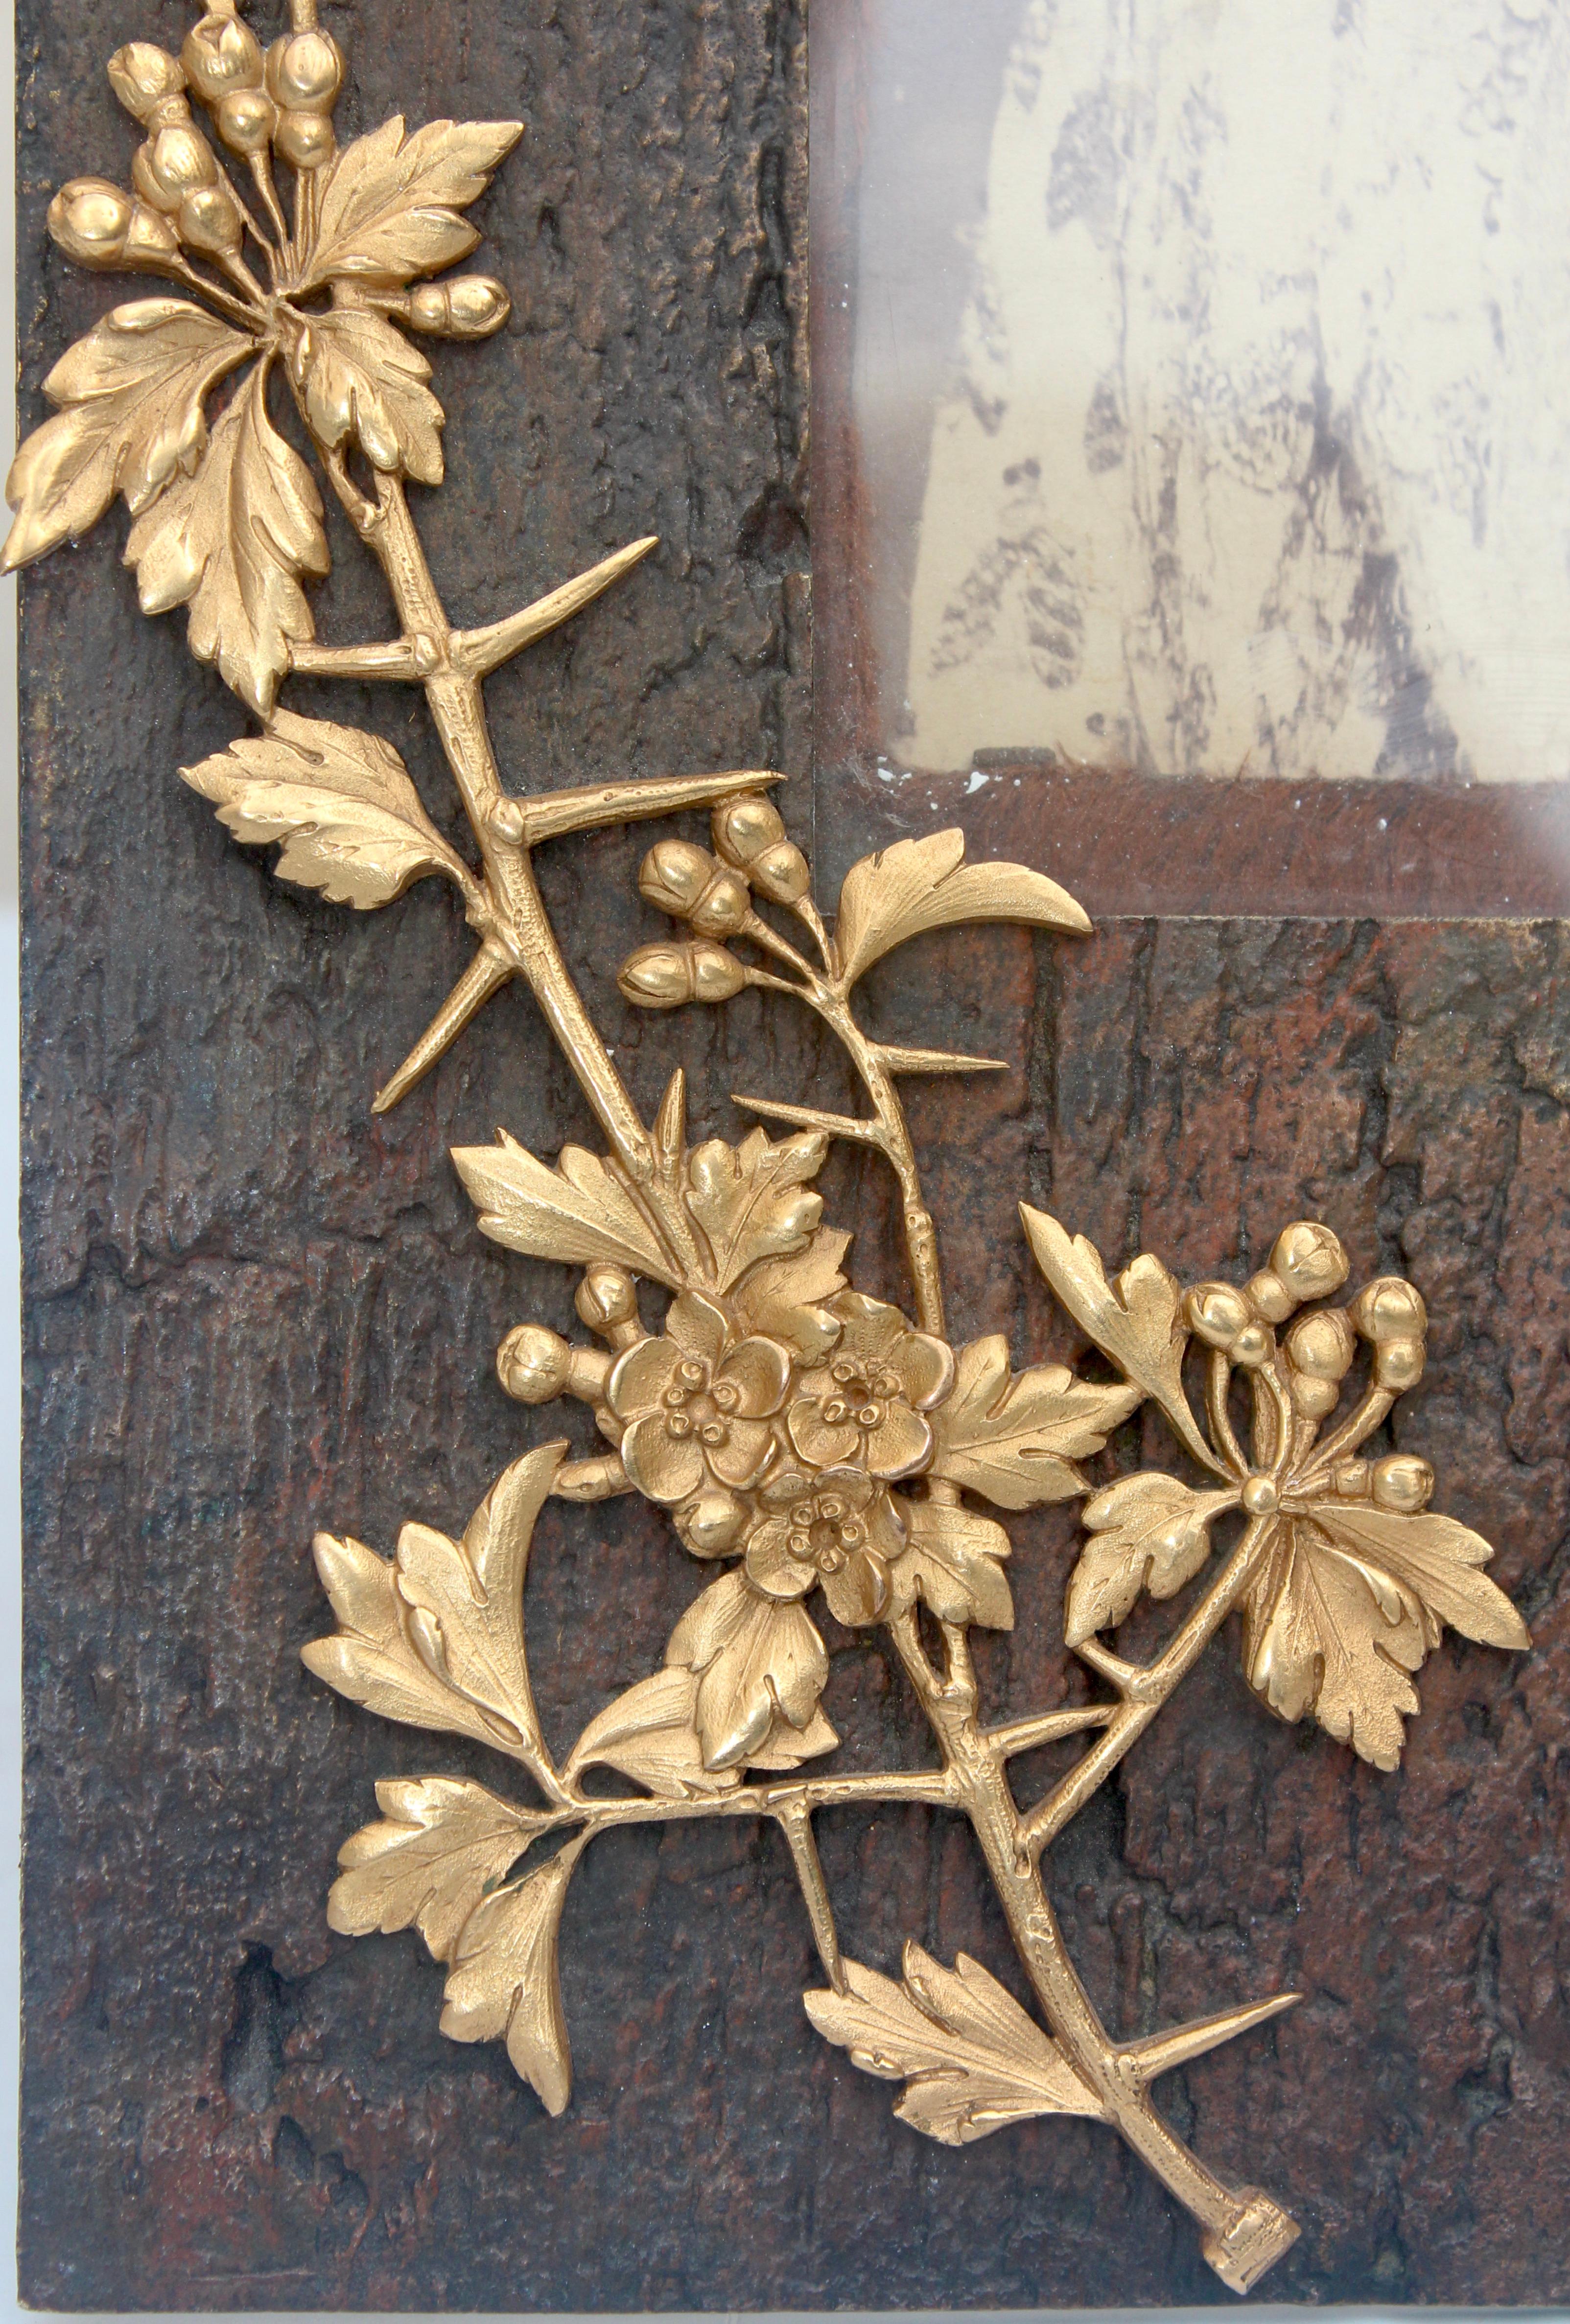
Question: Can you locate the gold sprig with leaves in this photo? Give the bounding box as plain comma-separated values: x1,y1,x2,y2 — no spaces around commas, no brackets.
11,2,1532,2297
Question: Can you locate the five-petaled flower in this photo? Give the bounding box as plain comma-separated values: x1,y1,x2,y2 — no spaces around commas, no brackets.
607,1292,790,1515
744,1464,909,1627
787,1293,954,1479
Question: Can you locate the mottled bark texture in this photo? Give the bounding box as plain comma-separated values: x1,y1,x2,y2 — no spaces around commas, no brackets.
17,0,1570,2311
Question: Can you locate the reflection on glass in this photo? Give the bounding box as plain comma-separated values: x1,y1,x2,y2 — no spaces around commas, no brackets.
848,0,1570,787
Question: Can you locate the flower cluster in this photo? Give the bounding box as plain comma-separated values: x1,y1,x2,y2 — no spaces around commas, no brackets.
503,1269,956,1630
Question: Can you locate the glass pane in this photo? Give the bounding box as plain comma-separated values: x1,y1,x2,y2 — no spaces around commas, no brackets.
811,0,1570,913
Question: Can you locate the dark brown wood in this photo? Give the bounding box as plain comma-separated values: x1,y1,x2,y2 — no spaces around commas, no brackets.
17,0,1570,2310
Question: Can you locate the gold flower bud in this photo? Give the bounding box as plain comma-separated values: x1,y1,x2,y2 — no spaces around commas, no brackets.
1266,1221,1350,1304
1285,1307,1357,1382
748,838,812,905
638,843,750,938
688,868,751,937
1243,1270,1295,1325
406,277,512,338
1333,1458,1372,1499
216,88,277,155
107,42,187,124
1375,1337,1425,1392
1230,1320,1275,1370
134,124,219,212
1184,1282,1253,1349
1372,1454,1434,1513
274,110,336,171
677,1489,749,1557
47,179,134,267
617,941,747,1008
266,30,343,112
575,1265,639,1337
182,13,264,102
1288,1373,1339,1422
712,793,786,868
1351,1277,1428,1345
639,839,715,916
496,1324,572,1404
179,180,243,257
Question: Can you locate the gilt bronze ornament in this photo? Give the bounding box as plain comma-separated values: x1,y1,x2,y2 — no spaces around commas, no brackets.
7,1,1535,2296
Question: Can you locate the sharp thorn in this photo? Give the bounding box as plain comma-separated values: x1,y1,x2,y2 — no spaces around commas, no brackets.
458,535,660,676
729,1092,886,1147
521,768,783,848
873,1043,1010,1076
1122,1993,1302,2084
372,947,515,1115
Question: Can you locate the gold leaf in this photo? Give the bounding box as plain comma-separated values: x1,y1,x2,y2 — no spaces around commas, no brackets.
833,829,1089,988
329,1776,542,1961
890,1497,1014,1631
1019,1207,1214,1471
747,1704,841,1771
303,1530,484,1741
302,1444,565,1778
393,1445,563,1765
303,115,524,290
1067,1473,1239,1647
453,1131,678,1284
564,1669,742,1800
439,1836,586,2114
1241,1516,1426,1771
1314,1503,1531,1652
805,1942,1103,2146
1242,1500,1530,1772
665,1570,829,1771
124,362,328,716
2,299,254,572
929,1334,1142,1510
730,1227,852,1361
289,307,445,485
181,707,469,909
684,1127,826,1293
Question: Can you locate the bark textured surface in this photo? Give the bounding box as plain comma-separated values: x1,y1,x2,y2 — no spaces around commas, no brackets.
18,0,1569,2310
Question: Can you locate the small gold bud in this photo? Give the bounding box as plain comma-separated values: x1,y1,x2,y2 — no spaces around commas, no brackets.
497,1324,572,1404
1285,1308,1357,1383
617,941,748,1008
575,1266,639,1338
677,1489,749,1557
712,793,785,867
1243,1270,1295,1325
182,13,264,102
688,867,751,938
216,88,276,155
123,200,184,264
1230,1321,1275,1370
1240,1474,1280,1517
1371,1454,1434,1512
1267,1221,1350,1304
47,179,134,267
134,124,218,212
266,30,343,112
1334,1458,1372,1499
179,180,243,257
108,42,187,124
1375,1337,1425,1392
1184,1282,1253,1350
1351,1277,1428,1346
639,839,715,917
274,110,336,171
748,837,811,905
406,278,512,338
1288,1373,1339,1422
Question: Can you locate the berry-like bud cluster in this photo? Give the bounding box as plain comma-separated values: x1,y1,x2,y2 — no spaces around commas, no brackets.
617,794,812,1011
47,177,180,270
265,27,344,171
1185,1223,1352,1371
101,42,246,260
402,278,512,339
